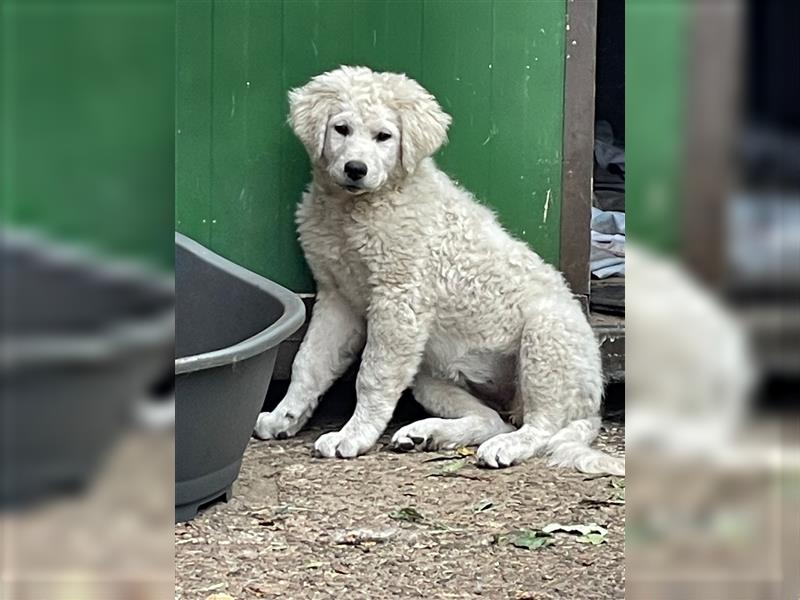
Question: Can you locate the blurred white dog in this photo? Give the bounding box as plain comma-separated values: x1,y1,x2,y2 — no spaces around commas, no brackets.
254,66,623,475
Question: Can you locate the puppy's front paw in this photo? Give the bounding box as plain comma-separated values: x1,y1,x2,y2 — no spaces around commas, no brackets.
476,433,532,469
391,420,449,452
313,429,376,459
253,410,304,440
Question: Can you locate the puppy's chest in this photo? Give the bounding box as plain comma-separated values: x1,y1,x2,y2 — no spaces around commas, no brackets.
299,206,375,308
330,229,371,301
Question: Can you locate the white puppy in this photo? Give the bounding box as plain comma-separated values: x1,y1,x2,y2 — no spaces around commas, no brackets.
255,66,623,475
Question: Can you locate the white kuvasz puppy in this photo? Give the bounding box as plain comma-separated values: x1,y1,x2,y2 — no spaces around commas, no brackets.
255,66,623,475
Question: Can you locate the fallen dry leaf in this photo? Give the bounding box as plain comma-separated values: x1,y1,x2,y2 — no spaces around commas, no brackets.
474,498,495,512
388,506,425,523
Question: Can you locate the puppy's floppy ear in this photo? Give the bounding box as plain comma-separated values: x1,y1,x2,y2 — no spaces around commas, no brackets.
393,76,452,173
287,76,339,159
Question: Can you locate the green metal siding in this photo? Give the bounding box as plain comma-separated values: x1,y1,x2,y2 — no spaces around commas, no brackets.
626,0,687,254
176,0,567,293
1,1,175,269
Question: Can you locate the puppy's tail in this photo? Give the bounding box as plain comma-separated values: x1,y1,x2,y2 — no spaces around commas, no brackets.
544,417,625,476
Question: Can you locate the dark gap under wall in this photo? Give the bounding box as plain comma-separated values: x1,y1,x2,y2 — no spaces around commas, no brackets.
263,377,625,425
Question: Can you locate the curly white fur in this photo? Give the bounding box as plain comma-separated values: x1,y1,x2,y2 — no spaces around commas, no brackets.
254,66,623,475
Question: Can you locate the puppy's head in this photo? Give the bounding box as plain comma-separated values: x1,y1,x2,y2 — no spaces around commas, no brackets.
288,66,451,195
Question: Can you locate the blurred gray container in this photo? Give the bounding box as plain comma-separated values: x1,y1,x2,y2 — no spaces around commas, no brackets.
175,233,304,522
0,229,174,506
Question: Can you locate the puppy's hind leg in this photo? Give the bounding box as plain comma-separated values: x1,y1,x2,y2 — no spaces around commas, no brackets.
477,298,607,470
391,372,514,452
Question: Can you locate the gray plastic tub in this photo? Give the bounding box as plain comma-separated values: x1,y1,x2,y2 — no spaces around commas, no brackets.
1,229,174,506
175,233,304,522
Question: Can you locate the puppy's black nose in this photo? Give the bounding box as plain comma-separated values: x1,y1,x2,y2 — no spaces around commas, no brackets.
344,160,368,181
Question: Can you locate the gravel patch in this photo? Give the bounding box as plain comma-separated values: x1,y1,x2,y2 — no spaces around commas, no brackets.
176,419,625,600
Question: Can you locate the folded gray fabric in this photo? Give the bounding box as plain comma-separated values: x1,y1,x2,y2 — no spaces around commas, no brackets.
591,207,625,235
590,207,625,279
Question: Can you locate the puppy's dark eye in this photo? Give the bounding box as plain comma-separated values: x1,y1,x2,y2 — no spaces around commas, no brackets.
334,124,350,136
375,132,392,142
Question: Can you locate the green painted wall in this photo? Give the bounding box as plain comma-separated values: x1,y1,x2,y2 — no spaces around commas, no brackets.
626,0,687,254
1,0,175,270
176,0,567,293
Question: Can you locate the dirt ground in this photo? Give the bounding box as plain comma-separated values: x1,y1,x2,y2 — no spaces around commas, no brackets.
175,412,625,600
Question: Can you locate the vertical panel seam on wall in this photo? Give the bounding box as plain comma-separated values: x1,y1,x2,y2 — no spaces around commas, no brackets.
348,0,354,66
173,1,178,233
420,0,425,81
557,0,570,268
383,1,388,68
207,0,216,246
243,0,251,264
488,0,496,205
2,1,16,217
279,0,286,286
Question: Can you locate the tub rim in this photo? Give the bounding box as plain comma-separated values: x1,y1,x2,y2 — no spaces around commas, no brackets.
175,232,305,376
0,227,174,370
